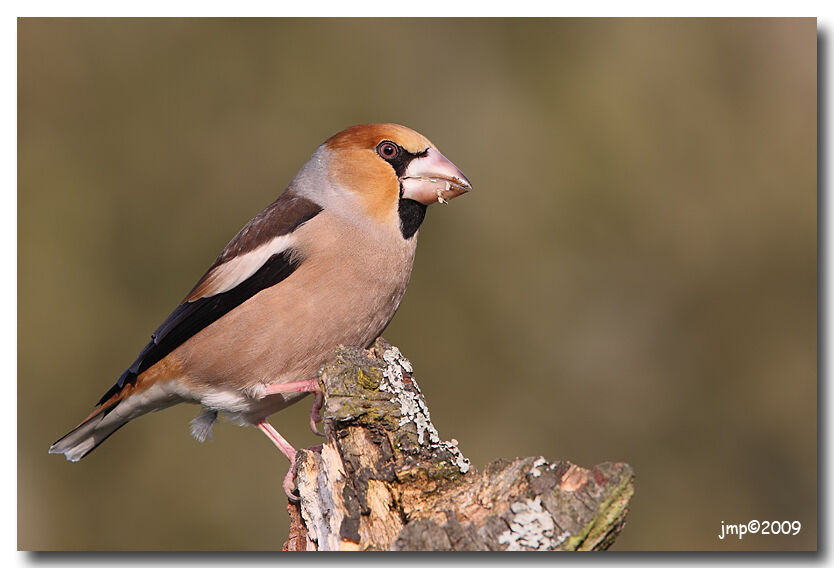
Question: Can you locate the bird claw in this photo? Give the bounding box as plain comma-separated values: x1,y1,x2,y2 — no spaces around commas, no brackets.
261,380,325,436
309,418,323,437
309,390,325,437
284,467,300,503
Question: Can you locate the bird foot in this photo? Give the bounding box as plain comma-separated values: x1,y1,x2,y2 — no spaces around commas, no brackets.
262,379,325,437
256,419,301,502
283,461,300,503
309,390,325,437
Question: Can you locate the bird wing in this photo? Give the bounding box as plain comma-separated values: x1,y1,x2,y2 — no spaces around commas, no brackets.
97,191,323,406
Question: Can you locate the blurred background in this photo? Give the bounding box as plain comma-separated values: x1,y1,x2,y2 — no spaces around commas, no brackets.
18,18,816,551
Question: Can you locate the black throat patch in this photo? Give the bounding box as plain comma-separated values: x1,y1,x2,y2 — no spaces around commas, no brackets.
398,197,427,239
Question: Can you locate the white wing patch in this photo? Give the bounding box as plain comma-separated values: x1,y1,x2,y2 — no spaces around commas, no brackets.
188,234,296,301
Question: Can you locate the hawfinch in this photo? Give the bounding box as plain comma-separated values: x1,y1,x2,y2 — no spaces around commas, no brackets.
50,123,472,497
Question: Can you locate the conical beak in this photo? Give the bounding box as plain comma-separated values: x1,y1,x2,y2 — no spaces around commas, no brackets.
400,148,472,205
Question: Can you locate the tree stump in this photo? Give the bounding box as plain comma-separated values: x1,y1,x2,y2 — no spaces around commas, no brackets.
284,338,635,551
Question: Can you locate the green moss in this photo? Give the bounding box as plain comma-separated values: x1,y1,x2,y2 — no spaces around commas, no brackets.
561,472,635,551
356,367,382,391
427,460,465,481
395,459,463,488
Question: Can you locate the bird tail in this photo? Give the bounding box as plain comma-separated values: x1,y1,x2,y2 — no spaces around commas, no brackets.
49,378,184,461
49,401,131,462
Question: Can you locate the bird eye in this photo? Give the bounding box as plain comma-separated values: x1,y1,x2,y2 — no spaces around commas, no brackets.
377,141,400,160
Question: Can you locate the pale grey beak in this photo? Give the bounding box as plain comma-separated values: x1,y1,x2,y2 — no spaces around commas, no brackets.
400,148,472,205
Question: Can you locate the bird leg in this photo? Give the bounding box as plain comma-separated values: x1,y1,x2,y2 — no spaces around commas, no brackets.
262,379,325,437
256,419,299,501
262,379,320,395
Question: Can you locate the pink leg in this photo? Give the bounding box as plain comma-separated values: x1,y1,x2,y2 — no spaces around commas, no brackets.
262,379,320,396
256,419,299,500
262,379,325,437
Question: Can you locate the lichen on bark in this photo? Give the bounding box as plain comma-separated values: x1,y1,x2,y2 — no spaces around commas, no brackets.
286,338,635,551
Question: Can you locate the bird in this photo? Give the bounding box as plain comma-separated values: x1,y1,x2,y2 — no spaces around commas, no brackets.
49,123,472,498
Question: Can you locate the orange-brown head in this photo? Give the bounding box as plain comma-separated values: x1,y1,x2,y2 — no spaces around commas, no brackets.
313,124,471,237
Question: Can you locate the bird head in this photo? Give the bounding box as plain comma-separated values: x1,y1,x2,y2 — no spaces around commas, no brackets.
310,124,472,234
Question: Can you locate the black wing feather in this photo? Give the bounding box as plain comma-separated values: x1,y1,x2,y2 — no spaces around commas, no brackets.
96,191,323,406
97,250,301,405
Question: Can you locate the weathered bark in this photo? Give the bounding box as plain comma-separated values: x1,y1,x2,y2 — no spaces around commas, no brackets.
284,338,634,551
